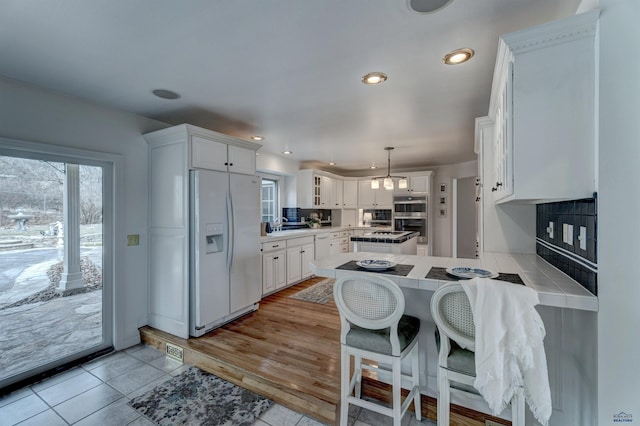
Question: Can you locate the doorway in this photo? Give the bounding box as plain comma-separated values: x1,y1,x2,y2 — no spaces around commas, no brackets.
0,152,113,389
452,176,478,259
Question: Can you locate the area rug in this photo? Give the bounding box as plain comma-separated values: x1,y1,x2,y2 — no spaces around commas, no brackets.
128,366,273,426
289,278,335,304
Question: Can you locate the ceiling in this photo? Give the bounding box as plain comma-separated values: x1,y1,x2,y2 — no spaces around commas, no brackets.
0,0,581,174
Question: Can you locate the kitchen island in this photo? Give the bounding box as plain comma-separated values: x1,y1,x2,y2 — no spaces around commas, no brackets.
351,230,418,255
310,252,597,425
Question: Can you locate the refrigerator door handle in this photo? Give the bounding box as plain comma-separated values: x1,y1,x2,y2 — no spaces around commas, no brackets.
226,191,234,273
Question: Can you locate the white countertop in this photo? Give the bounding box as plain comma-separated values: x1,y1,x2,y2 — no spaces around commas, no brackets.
260,226,380,243
310,251,598,312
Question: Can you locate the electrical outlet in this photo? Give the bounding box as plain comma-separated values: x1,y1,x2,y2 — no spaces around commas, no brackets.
166,342,184,362
578,226,587,250
485,421,503,426
127,234,140,246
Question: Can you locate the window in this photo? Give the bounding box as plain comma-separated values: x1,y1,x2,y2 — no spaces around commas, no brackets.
261,178,278,222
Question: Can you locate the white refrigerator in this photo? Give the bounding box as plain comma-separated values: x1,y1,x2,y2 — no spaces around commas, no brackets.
189,170,261,337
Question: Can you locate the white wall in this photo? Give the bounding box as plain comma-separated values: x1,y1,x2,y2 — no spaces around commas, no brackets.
0,76,168,349
431,160,478,257
597,0,640,423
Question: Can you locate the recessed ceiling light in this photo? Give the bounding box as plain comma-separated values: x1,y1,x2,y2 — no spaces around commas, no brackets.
251,136,264,141
407,0,453,14
283,150,293,155
328,162,336,166
152,89,180,100
362,72,388,85
443,48,475,65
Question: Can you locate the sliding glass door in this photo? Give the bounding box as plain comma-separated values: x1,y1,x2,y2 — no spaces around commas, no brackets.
0,150,113,389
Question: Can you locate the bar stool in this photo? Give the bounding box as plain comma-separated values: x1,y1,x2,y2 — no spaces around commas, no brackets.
333,274,422,426
430,282,525,426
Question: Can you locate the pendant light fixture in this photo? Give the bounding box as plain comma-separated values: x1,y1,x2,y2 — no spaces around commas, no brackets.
370,147,407,190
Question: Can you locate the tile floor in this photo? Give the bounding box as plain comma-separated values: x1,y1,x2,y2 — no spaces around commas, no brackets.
0,344,434,426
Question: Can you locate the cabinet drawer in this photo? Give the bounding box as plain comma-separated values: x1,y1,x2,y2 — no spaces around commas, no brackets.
286,236,314,248
261,241,285,252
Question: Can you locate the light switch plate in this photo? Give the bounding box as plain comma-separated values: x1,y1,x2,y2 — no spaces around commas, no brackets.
127,234,140,246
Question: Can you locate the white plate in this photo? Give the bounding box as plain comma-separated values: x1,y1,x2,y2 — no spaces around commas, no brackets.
446,266,498,279
356,259,396,271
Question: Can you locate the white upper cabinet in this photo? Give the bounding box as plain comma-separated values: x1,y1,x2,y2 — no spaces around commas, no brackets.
296,170,350,209
358,180,393,209
331,179,343,208
227,145,257,175
320,176,333,208
393,173,432,195
342,180,358,208
488,10,598,203
191,136,256,175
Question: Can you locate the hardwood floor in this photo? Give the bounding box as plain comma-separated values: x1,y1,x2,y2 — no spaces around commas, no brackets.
140,277,510,426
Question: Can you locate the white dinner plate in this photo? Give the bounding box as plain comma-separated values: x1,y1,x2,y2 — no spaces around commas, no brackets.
356,259,396,271
446,266,498,279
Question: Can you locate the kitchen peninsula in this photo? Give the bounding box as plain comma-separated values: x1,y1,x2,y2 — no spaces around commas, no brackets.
351,230,418,255
310,251,597,425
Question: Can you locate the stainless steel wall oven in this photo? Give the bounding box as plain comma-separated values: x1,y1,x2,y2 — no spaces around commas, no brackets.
393,195,428,243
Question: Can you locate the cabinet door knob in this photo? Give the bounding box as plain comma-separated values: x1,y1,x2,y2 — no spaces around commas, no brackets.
229,163,233,166
224,162,228,166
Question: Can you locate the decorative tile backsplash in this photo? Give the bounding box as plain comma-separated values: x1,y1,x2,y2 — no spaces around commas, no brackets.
536,196,597,295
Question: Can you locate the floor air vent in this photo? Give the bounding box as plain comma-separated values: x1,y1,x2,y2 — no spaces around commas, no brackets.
166,342,184,362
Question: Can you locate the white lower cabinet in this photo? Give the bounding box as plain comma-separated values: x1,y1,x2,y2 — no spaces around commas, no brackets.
286,247,302,285
261,241,286,295
330,231,349,255
286,236,315,285
263,236,316,295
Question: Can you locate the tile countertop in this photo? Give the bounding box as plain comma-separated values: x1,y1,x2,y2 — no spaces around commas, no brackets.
310,251,598,312
260,226,388,243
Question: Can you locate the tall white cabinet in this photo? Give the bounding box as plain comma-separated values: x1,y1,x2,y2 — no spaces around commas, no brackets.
144,124,260,339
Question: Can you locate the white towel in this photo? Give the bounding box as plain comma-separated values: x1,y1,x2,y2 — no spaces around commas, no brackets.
460,277,552,426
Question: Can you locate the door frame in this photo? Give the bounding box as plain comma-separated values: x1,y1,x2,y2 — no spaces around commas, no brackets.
0,136,123,387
